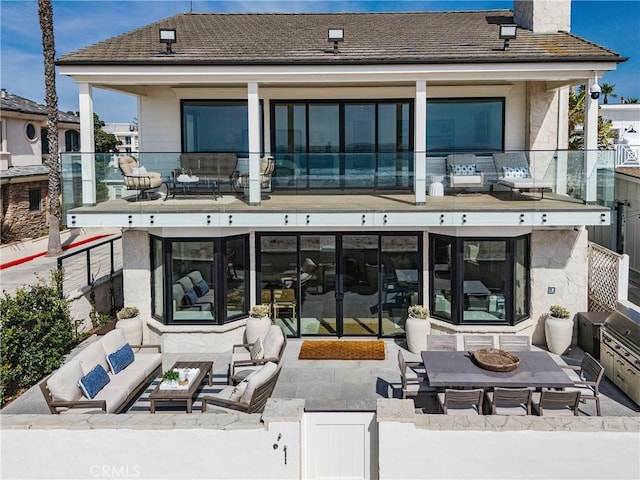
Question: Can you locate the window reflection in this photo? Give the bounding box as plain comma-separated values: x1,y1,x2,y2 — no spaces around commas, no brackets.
171,241,215,322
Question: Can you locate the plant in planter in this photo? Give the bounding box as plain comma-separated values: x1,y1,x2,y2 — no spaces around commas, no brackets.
246,304,272,344
115,306,142,345
405,305,431,354
545,304,574,355
116,306,139,320
162,369,179,386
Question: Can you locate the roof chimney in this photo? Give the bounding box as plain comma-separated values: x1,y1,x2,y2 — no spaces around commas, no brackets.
514,0,571,33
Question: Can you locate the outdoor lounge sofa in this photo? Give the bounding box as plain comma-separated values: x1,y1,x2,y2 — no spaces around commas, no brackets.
40,329,161,414
174,153,239,194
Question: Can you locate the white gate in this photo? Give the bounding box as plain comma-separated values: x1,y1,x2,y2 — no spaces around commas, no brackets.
302,411,378,480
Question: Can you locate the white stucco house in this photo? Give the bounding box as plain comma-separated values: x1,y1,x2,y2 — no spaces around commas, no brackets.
56,0,626,350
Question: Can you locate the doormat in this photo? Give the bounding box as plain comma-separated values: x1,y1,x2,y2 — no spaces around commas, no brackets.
298,340,386,360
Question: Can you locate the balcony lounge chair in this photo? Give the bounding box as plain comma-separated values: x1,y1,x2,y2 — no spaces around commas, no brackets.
562,352,605,416
118,156,163,200
437,388,484,415
202,362,281,414
446,154,484,194
232,155,275,193
485,387,532,415
492,152,553,199
532,390,581,416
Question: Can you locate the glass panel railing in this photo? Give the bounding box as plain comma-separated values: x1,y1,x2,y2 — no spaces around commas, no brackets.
61,149,614,214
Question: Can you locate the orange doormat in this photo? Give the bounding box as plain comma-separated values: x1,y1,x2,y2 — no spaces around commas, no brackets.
298,340,386,360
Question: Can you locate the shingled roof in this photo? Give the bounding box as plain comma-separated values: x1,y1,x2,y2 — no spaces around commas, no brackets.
57,11,622,66
1,90,79,124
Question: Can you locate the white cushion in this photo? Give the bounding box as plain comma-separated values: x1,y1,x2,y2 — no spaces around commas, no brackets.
47,359,83,402
211,385,236,402
106,367,146,396
240,361,277,404
101,329,128,355
229,380,249,402
262,326,284,359
499,178,553,189
74,341,109,375
126,353,162,378
91,387,128,413
250,337,264,361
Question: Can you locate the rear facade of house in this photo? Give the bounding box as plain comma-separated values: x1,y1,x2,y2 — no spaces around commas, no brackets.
57,0,624,351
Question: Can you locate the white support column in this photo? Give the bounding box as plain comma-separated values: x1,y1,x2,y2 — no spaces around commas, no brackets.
78,83,96,206
414,80,427,205
555,87,569,195
247,82,261,205
584,77,599,204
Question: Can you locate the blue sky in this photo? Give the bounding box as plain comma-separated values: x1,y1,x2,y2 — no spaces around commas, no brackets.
1,0,639,123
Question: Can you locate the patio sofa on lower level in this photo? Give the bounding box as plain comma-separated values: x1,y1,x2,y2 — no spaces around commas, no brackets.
172,270,215,311
40,329,161,414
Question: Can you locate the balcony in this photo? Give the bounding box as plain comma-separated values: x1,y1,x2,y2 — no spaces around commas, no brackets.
61,150,615,229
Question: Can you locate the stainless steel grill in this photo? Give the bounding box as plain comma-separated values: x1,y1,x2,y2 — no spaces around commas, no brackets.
600,306,640,406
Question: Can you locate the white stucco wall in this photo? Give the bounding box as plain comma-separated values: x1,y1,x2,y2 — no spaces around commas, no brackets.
122,229,153,344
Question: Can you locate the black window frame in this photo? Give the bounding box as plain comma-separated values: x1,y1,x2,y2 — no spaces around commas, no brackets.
150,234,250,325
429,233,530,326
28,188,41,211
426,97,505,154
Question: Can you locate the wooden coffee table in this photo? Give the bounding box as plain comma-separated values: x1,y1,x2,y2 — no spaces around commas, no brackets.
149,361,213,413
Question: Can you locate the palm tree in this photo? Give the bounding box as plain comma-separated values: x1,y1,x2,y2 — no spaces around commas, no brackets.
568,86,585,149
38,0,62,255
600,83,617,104
625,97,639,104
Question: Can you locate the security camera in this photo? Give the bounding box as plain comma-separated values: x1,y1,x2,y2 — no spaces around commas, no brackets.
590,82,601,100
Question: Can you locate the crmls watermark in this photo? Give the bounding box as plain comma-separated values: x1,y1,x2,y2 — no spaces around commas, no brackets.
89,465,141,478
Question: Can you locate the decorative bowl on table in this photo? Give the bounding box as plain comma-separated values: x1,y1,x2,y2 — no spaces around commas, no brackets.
470,348,520,372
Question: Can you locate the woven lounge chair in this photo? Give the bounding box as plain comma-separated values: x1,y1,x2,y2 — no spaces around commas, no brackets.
118,156,163,200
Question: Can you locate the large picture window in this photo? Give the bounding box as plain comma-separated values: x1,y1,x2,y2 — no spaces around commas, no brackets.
426,98,504,152
182,100,262,154
430,234,529,325
151,235,248,325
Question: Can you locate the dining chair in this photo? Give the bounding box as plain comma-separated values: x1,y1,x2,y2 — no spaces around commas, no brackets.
532,390,581,416
426,334,458,351
562,352,605,416
485,387,532,415
397,350,434,399
438,388,484,415
463,335,495,351
498,335,531,352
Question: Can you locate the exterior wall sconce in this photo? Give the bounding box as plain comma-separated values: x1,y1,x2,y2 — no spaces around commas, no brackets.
328,28,344,54
159,28,176,54
499,24,517,50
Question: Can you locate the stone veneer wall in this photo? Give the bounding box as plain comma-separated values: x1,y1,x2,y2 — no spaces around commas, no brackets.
530,228,588,345
514,0,571,33
1,180,49,243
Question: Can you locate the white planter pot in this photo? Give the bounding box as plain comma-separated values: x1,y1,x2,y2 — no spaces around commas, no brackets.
545,315,574,355
116,316,143,345
245,316,271,344
405,316,431,355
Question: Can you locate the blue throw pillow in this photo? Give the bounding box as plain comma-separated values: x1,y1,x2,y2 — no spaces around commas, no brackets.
78,364,110,399
194,279,209,296
106,343,135,374
182,288,198,306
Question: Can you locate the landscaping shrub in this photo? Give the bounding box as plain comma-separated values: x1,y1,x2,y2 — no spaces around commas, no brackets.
0,268,75,406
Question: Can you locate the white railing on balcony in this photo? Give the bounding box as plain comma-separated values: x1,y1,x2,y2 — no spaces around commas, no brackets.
614,143,640,166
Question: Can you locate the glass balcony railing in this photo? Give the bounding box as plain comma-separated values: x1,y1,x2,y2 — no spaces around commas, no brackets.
60,149,615,214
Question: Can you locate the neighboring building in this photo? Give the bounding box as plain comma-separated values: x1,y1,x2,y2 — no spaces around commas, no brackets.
600,103,640,163
57,0,625,349
0,89,80,243
103,122,139,153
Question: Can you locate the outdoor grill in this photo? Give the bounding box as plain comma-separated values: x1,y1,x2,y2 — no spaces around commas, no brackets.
600,306,640,406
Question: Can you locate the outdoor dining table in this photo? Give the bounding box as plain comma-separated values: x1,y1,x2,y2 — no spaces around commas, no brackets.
421,350,575,389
